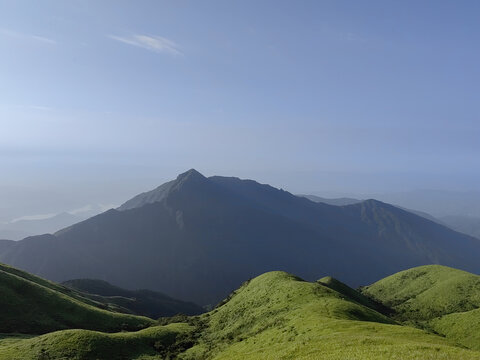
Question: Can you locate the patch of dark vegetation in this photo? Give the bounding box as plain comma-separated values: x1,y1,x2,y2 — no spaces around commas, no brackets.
154,332,196,359
155,315,209,358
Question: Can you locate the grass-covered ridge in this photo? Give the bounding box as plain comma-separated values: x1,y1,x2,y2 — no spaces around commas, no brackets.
430,308,480,351
361,265,480,322
0,323,192,360
361,264,480,350
2,265,480,359
180,271,480,359
0,263,154,334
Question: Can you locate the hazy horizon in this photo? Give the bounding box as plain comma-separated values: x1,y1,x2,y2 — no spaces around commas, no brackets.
1,0,480,220
2,167,480,226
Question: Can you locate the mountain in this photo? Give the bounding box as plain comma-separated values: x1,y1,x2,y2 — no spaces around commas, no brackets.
0,262,153,334
361,265,480,350
117,179,176,211
439,215,480,240
1,169,480,306
298,194,362,206
302,193,443,224
2,266,480,360
62,278,204,318
0,204,109,241
369,189,480,218
310,193,480,241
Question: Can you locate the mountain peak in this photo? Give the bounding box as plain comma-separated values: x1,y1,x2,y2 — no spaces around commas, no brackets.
175,168,205,182
360,199,386,207
117,169,207,211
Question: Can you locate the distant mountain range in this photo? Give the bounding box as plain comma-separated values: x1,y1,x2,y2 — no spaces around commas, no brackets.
302,193,480,240
365,189,480,218
0,169,479,306
0,204,108,241
62,278,203,318
0,212,83,240
439,215,480,240
301,193,445,226
298,194,362,206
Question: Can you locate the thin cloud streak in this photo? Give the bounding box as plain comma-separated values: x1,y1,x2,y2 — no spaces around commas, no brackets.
0,28,56,44
109,34,182,56
27,105,54,111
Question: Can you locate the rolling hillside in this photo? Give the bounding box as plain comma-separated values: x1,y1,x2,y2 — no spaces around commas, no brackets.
181,271,480,359
1,169,480,306
0,323,193,360
361,265,480,350
2,267,480,359
0,263,154,334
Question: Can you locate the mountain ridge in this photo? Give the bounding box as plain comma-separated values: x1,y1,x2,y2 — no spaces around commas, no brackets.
1,169,479,306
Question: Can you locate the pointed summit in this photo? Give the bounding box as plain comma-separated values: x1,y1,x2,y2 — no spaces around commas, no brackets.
117,169,207,211
175,168,206,182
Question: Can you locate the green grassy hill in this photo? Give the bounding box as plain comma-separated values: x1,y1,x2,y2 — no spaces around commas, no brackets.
0,263,154,334
361,264,480,350
0,323,192,360
361,265,480,322
2,265,480,359
430,308,480,350
179,271,479,360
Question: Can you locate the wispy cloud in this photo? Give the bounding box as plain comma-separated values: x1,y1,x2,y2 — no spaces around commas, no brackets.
10,213,57,223
27,105,54,111
109,34,182,56
0,28,56,45
9,104,54,112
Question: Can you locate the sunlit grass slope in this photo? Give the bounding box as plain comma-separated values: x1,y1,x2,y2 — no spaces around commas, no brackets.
181,271,480,360
0,263,106,308
0,263,154,334
430,308,480,351
0,323,192,360
2,266,480,359
361,264,480,350
361,265,480,322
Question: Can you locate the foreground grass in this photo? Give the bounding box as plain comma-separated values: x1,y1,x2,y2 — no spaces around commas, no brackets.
430,308,480,351
204,321,479,360
2,267,480,359
361,264,480,350
361,265,480,323
180,271,480,360
0,323,192,360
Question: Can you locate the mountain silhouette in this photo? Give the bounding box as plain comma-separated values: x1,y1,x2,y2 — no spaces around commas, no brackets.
1,169,479,305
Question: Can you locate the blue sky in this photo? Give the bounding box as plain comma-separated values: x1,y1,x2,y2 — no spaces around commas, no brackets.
0,0,479,201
